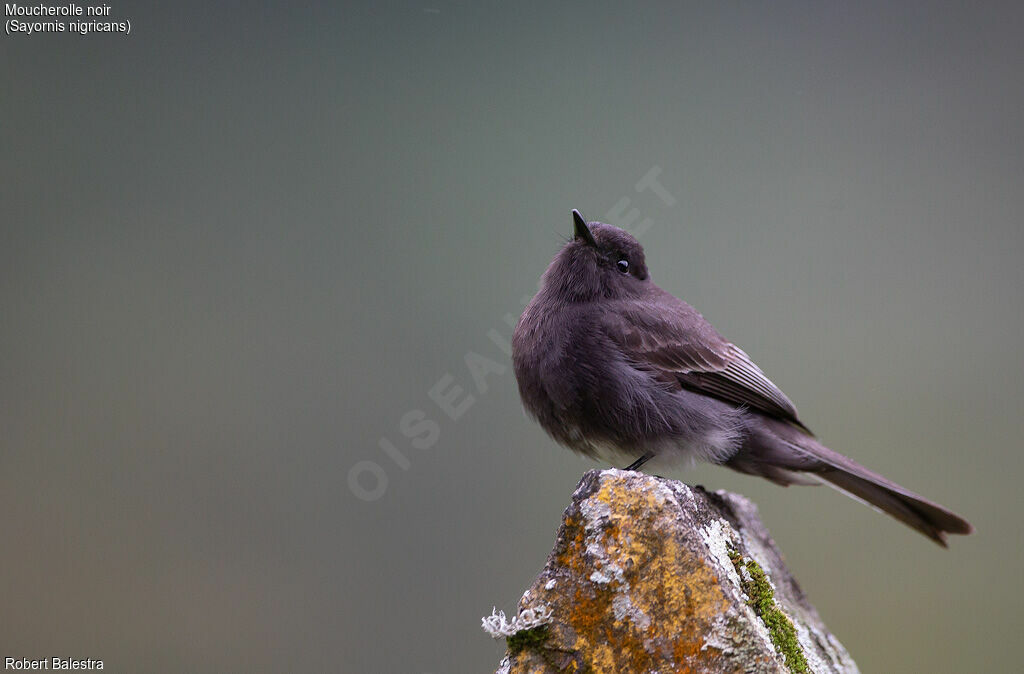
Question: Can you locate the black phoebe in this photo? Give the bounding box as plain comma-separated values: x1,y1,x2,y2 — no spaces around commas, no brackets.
511,210,972,545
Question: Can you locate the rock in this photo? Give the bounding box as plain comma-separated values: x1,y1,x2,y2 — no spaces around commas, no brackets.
486,469,859,673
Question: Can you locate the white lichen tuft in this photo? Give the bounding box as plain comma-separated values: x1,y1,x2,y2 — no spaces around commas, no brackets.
481,604,553,639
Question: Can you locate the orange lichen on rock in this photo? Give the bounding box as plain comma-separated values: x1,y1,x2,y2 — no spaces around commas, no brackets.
492,470,858,674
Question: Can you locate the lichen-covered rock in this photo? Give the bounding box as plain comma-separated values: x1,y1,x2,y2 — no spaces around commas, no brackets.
488,469,859,673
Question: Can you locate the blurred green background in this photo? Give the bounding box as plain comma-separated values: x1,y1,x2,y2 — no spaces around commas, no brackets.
2,2,1022,672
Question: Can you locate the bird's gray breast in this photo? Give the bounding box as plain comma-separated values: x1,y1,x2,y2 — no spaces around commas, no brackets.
512,301,747,464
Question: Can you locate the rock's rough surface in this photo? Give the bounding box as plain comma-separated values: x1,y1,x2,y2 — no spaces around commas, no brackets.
491,470,858,673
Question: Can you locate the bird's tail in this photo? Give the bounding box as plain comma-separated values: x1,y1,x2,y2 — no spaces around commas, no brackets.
737,420,974,546
814,463,972,547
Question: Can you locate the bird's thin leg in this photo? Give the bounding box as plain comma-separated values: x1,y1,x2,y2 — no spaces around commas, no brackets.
623,453,653,472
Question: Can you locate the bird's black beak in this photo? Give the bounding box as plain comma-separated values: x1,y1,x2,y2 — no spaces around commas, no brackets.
572,209,598,248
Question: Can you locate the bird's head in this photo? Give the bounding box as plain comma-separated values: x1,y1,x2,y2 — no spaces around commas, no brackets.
540,210,650,301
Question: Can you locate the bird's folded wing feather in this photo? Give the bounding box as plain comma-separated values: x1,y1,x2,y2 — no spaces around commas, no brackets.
601,298,810,432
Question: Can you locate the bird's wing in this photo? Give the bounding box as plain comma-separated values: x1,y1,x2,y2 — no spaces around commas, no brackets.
601,295,809,431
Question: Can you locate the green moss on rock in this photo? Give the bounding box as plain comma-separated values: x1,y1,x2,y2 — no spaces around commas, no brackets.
506,625,550,655
729,548,809,673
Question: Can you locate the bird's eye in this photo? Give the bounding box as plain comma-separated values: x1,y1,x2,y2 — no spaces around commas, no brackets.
616,259,630,274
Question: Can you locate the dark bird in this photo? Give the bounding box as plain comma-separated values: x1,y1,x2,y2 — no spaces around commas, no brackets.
511,210,972,545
